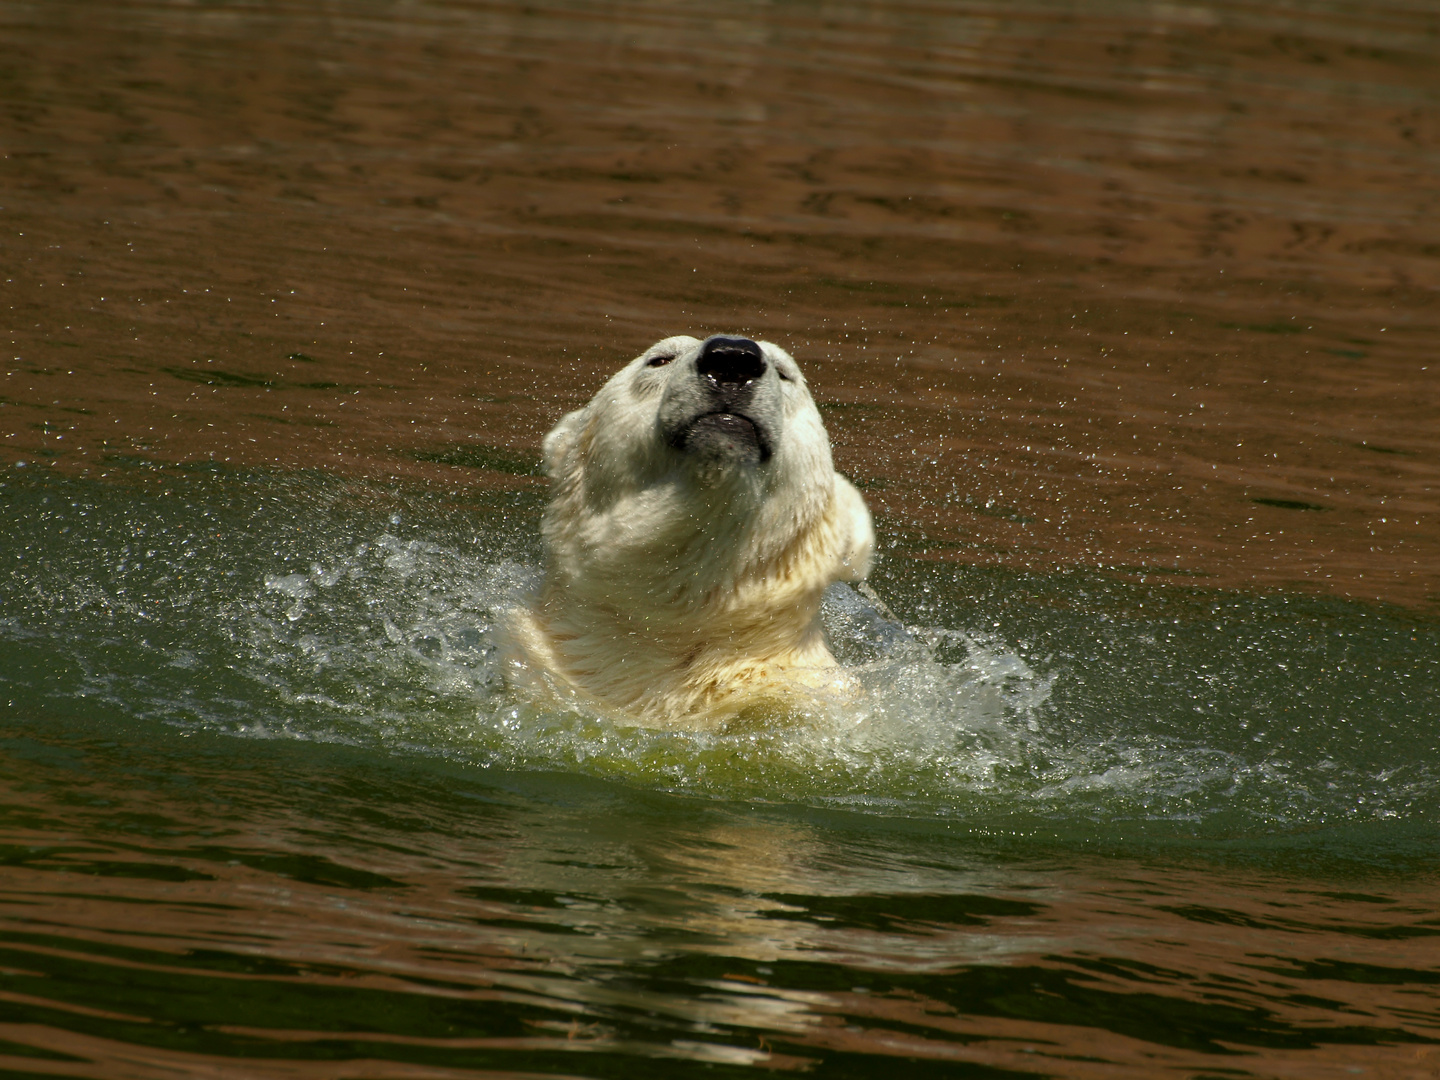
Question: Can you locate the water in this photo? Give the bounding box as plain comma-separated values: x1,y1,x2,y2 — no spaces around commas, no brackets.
3,0,1440,1076
3,461,1437,1077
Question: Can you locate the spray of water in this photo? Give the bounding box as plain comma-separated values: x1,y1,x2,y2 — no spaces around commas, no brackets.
3,467,1436,834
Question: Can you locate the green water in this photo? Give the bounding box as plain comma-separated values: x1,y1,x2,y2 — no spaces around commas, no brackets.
0,461,1436,1077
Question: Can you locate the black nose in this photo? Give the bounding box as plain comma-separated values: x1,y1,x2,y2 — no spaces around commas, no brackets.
697,336,766,384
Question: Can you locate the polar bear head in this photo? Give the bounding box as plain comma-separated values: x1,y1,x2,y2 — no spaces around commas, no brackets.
518,334,873,723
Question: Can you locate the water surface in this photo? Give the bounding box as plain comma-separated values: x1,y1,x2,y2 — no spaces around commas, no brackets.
2,0,1439,1076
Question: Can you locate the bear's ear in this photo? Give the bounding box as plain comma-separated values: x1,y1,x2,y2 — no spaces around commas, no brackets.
832,475,875,582
541,408,588,481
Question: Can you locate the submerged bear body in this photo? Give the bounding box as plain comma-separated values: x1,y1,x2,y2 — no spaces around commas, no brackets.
507,335,873,726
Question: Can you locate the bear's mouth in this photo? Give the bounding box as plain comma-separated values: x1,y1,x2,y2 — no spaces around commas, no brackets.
671,411,772,465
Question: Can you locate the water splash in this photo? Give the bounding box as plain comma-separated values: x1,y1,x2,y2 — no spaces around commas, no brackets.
2,466,1436,836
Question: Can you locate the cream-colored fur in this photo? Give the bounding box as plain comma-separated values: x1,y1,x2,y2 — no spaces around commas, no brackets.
506,335,873,727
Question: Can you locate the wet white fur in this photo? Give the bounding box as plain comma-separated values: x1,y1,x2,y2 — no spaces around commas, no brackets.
506,335,873,727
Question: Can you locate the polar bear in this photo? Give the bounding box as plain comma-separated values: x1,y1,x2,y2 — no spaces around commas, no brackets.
506,334,874,727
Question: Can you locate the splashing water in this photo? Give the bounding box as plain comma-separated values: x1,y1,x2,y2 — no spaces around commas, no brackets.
4,464,1435,846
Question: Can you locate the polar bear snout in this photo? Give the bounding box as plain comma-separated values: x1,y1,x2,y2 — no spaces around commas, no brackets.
697,336,767,385
676,412,771,465
658,335,781,469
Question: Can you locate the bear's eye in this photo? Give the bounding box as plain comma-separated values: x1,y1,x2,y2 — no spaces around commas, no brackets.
646,353,675,367
777,368,794,382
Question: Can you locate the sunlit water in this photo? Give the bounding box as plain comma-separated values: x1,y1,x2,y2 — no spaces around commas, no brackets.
2,462,1438,1077
10,464,1435,832
4,0,1440,1075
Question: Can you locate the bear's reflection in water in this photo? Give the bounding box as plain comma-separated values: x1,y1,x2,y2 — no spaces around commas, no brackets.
506,334,876,728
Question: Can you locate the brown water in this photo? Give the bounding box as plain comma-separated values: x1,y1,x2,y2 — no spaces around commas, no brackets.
2,738,1439,1080
5,0,1438,606
3,1,1440,1078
